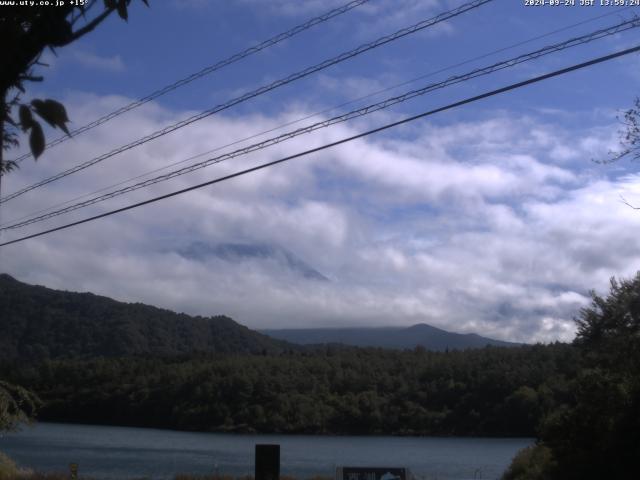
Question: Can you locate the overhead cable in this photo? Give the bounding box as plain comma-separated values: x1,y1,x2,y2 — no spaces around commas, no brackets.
2,43,638,248
0,0,494,205
2,16,638,232
5,5,632,228
10,0,371,163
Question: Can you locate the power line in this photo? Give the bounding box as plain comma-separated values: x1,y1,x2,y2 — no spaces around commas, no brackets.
0,0,494,206
2,15,637,232
4,6,632,229
9,0,371,164
2,43,638,248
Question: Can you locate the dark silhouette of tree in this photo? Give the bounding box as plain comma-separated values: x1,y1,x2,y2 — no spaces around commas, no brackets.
0,0,149,178
596,100,640,209
0,0,149,435
542,274,640,479
503,273,640,479
575,274,640,355
606,98,640,164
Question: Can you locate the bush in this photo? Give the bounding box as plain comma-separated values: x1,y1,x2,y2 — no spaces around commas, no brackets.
501,444,555,480
0,452,19,480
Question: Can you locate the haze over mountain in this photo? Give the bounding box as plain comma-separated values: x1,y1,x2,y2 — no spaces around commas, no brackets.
0,273,290,361
178,242,329,281
1,272,520,364
262,324,521,351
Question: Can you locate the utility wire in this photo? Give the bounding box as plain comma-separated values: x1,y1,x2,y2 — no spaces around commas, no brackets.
10,0,371,164
4,5,632,229
0,0,494,206
2,16,637,232
2,43,638,248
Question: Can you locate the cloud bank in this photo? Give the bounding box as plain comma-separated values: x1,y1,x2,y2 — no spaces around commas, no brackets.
2,92,640,343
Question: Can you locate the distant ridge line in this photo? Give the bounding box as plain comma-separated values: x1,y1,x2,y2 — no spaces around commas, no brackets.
261,323,522,351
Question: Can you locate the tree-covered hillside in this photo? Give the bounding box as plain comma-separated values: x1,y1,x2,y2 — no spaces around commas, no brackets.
503,273,640,479
262,324,520,350
0,273,587,439
1,343,580,437
0,274,290,360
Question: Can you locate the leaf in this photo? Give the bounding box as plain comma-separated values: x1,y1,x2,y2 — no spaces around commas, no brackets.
30,99,47,120
48,19,73,47
18,105,34,132
117,0,128,20
5,114,17,127
0,160,19,174
29,121,45,160
31,99,71,136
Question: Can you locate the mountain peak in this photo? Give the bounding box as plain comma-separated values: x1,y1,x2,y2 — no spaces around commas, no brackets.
0,275,292,361
262,324,521,351
0,273,18,282
178,242,329,281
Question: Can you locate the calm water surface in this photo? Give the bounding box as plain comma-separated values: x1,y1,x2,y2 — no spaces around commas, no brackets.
0,423,531,480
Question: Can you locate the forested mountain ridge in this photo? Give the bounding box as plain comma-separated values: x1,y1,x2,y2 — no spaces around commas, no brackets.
262,323,520,350
1,273,518,362
0,273,291,360
0,273,589,439
0,342,580,437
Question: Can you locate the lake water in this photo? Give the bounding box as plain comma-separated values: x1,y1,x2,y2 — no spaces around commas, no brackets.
0,423,531,480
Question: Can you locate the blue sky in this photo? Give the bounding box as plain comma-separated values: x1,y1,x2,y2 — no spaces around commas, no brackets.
34,0,640,116
2,0,640,342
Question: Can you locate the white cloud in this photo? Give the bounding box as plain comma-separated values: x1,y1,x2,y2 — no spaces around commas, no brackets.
2,93,640,344
72,51,126,73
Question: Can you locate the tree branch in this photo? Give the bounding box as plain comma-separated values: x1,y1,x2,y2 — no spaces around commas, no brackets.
620,194,640,210
18,75,43,83
70,0,99,25
67,7,115,44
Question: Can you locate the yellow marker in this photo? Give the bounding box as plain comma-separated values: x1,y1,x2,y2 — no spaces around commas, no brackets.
69,463,78,480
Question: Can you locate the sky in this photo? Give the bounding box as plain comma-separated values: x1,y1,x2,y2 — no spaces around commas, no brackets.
2,0,640,343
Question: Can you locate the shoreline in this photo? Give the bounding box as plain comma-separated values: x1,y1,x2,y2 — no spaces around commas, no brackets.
9,420,536,441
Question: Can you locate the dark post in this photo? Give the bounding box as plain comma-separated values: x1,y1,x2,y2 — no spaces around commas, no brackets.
255,444,280,480
69,463,78,480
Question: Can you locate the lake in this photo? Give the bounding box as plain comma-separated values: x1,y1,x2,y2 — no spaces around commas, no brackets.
0,423,531,480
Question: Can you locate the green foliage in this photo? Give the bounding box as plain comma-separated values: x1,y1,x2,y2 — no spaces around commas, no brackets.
501,445,554,480
0,343,579,437
0,0,149,164
606,97,640,163
0,380,40,431
505,272,640,479
0,468,78,480
27,121,44,160
540,369,639,478
15,99,69,159
575,274,640,368
0,452,19,480
31,100,70,135
0,273,584,438
0,274,290,360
